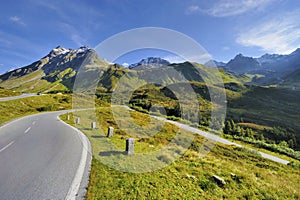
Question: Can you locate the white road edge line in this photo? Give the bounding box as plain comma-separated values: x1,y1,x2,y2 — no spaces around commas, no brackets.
0,141,15,153
58,116,91,200
24,127,31,134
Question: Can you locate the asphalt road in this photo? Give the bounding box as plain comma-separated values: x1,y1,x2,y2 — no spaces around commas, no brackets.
0,111,91,200
0,94,38,102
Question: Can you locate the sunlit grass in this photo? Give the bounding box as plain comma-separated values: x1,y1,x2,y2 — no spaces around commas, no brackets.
0,94,72,124
61,106,300,199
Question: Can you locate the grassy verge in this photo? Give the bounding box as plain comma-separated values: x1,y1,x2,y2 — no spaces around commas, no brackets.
225,136,299,162
61,106,300,199
0,87,21,98
126,105,300,163
0,94,71,125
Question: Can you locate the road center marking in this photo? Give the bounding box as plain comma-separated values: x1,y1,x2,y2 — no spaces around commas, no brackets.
24,127,31,133
32,121,36,125
0,141,15,153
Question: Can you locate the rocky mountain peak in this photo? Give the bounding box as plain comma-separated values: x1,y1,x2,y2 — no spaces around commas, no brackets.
226,53,260,73
235,53,244,58
48,46,69,57
47,45,92,59
128,57,171,70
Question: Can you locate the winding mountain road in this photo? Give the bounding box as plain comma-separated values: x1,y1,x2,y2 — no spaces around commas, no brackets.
0,111,91,200
0,93,38,102
166,117,290,164
124,106,290,165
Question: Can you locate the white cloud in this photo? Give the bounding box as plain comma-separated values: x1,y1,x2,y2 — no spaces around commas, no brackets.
186,5,201,14
9,16,26,26
187,0,273,17
236,11,300,54
122,62,129,67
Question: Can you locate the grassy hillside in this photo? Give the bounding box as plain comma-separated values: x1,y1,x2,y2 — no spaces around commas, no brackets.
0,94,72,124
0,87,21,97
0,68,75,93
61,107,300,199
0,47,107,94
126,78,300,151
227,86,300,149
281,68,300,90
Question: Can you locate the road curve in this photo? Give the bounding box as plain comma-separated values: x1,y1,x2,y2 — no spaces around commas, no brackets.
165,118,290,165
0,111,91,200
0,94,38,102
123,106,290,165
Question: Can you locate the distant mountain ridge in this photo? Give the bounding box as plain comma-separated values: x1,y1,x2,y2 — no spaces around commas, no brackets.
210,48,300,74
128,57,171,70
207,48,300,87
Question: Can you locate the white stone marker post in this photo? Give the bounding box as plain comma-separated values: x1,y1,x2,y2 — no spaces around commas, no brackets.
91,122,96,129
126,138,134,155
107,126,114,137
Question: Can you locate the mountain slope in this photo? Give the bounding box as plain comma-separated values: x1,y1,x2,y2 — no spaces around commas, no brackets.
207,49,300,87
0,46,107,93
96,61,242,93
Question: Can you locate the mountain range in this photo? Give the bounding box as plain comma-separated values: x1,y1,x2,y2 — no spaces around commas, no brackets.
0,46,236,93
1,45,300,93
1,45,300,149
0,46,300,92
208,49,300,88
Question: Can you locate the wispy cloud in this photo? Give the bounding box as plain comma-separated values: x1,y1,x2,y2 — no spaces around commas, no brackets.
0,30,46,57
186,5,202,14
162,55,185,63
34,1,102,47
9,16,26,26
222,46,230,51
236,11,300,54
59,23,87,46
187,0,273,17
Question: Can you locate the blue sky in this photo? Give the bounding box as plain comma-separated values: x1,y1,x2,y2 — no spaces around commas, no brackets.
1,0,300,73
